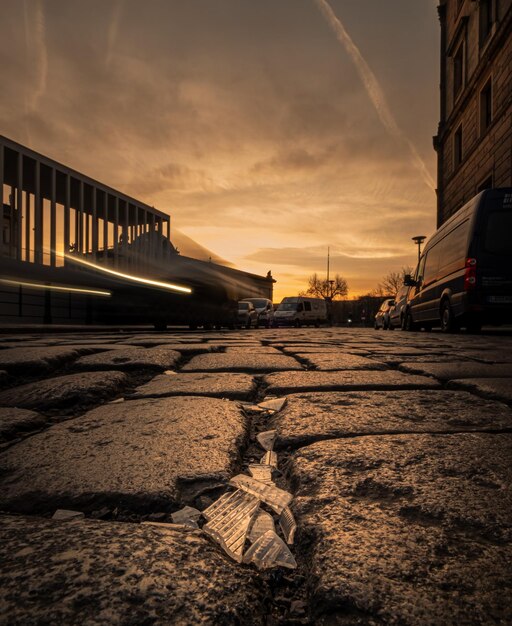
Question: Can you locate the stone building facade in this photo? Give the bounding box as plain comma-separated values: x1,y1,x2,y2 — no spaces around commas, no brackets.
434,0,511,226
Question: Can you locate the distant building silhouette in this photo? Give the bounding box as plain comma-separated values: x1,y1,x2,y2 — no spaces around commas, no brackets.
434,0,511,226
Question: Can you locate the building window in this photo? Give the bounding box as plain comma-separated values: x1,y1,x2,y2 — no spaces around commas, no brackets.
479,0,494,46
480,78,492,134
453,43,464,99
454,125,463,168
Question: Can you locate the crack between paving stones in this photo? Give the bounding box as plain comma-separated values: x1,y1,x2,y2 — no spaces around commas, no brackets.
235,388,312,625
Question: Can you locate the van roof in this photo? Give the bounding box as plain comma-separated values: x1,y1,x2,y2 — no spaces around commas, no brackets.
425,188,512,250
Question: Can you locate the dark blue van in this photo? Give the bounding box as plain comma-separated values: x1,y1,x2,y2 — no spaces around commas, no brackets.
403,188,512,332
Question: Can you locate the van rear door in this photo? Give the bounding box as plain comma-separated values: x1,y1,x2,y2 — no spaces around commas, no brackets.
475,191,512,318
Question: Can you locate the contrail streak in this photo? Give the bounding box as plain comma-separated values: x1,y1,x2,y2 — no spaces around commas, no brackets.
314,0,436,192
23,0,48,111
106,0,124,67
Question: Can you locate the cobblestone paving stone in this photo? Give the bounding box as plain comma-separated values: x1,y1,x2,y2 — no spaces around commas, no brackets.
0,396,247,515
293,353,388,371
282,346,368,354
182,352,303,372
120,341,216,352
271,390,512,449
264,369,441,393
0,346,82,374
131,372,257,400
447,377,512,404
455,350,512,363
224,346,283,354
0,327,511,624
399,361,512,381
0,407,47,442
374,353,477,364
0,371,128,411
74,347,182,371
0,515,264,624
288,433,512,625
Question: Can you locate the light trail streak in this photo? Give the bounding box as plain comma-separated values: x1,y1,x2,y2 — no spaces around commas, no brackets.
64,254,193,294
0,279,112,297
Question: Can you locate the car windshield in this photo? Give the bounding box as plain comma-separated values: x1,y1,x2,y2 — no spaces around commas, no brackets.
238,303,249,310
249,299,268,308
278,302,298,311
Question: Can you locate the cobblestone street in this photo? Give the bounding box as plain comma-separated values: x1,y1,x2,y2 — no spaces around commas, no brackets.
1,327,511,624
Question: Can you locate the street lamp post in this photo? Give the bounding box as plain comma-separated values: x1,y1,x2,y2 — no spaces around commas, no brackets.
412,235,426,262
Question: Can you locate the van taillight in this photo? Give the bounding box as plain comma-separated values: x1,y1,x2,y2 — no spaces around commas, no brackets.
464,258,477,291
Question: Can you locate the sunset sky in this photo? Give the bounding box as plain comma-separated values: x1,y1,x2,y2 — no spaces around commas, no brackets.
1,0,440,300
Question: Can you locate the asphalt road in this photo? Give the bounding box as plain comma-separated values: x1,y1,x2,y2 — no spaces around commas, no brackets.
0,326,511,625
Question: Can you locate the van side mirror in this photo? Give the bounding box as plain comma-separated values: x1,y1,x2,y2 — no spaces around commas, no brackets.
403,274,417,287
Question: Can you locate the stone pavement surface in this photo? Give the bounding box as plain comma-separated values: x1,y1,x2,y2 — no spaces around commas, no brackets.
0,370,128,410
0,326,511,625
131,372,256,400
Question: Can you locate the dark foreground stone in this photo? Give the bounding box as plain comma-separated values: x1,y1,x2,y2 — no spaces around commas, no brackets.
0,371,128,411
75,347,181,371
132,372,256,400
264,370,440,394
0,396,247,515
272,390,512,449
290,433,512,625
0,515,263,625
0,407,47,442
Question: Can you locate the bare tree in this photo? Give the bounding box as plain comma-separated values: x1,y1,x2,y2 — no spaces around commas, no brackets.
374,267,413,296
301,273,349,300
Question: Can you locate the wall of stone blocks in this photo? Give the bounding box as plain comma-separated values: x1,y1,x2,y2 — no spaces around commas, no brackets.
437,0,511,224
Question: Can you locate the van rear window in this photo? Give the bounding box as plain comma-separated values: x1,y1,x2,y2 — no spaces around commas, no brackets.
484,212,512,255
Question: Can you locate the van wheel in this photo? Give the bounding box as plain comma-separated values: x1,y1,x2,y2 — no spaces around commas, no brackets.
294,319,300,328
383,319,389,330
400,315,406,330
404,311,417,331
440,300,458,333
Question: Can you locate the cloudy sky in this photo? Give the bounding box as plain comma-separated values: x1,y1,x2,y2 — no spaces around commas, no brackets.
1,0,440,299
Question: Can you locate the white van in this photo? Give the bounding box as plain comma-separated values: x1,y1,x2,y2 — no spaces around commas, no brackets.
274,297,328,327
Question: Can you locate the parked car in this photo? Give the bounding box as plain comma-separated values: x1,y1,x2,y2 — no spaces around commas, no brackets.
389,285,410,329
403,188,512,333
237,301,258,328
274,297,328,327
240,298,274,327
374,298,395,330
